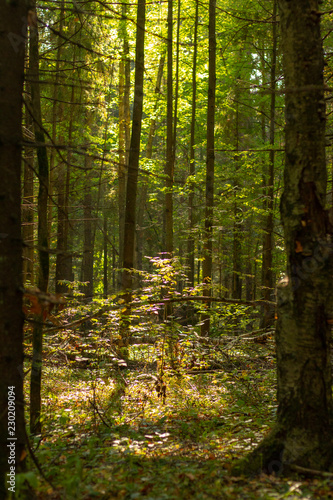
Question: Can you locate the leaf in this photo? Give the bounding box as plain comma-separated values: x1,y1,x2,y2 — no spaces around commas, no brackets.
295,240,303,253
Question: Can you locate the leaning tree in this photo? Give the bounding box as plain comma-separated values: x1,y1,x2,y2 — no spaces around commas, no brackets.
233,0,333,475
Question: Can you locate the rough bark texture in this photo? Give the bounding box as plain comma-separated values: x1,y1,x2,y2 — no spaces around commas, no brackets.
0,0,27,494
29,9,50,435
232,0,333,475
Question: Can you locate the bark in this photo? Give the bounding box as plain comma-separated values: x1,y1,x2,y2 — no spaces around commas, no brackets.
0,1,27,494
22,102,35,285
164,0,174,256
121,0,146,350
81,189,94,299
261,0,277,329
232,88,242,301
118,0,131,286
29,5,50,435
201,0,216,335
48,0,65,243
136,53,165,274
187,0,199,288
233,0,333,475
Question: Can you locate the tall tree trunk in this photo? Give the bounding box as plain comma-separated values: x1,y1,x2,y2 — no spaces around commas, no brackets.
187,0,199,288
136,53,165,274
81,188,94,300
22,103,35,285
233,0,333,475
121,0,146,351
0,2,27,494
164,0,174,256
261,0,277,329
29,4,50,435
48,0,65,243
232,89,242,300
118,0,131,287
201,0,216,336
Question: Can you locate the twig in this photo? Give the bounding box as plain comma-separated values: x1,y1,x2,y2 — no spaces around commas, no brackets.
24,426,56,491
290,464,333,477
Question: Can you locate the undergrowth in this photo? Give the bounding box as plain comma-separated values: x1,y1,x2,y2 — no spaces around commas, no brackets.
19,333,333,499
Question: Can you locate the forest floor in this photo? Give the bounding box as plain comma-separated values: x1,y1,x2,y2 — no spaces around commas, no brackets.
22,330,333,499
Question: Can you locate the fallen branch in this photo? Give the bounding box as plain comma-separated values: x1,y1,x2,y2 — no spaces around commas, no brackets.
290,464,333,477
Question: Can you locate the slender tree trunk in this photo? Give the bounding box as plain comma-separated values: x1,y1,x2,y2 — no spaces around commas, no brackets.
22,103,35,285
29,4,50,435
164,0,174,256
103,211,108,299
261,0,277,329
232,90,242,300
136,53,165,273
55,93,73,294
187,0,199,288
121,0,146,351
201,0,216,336
48,0,65,243
81,147,95,301
233,0,333,475
118,0,131,286
0,2,27,494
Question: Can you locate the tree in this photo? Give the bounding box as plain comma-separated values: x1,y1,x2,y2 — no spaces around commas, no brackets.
28,5,50,434
233,0,333,474
164,0,174,257
201,0,216,336
261,0,278,329
0,0,28,495
187,0,199,288
121,0,146,349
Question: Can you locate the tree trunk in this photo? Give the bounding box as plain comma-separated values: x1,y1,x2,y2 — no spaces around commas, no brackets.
187,0,199,288
261,0,277,329
22,102,35,285
136,53,165,275
81,189,94,300
118,0,131,287
164,0,174,257
201,0,216,336
0,2,27,494
121,0,146,351
233,0,333,475
232,89,242,301
29,4,50,435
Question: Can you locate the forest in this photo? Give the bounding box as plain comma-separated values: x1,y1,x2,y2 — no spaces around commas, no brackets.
1,0,333,498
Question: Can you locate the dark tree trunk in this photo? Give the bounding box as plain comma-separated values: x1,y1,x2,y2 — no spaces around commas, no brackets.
0,1,27,494
121,0,146,351
261,0,277,329
29,5,50,435
233,0,333,475
136,53,165,274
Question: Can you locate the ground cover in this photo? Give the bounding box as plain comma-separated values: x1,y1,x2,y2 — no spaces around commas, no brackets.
20,334,333,499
